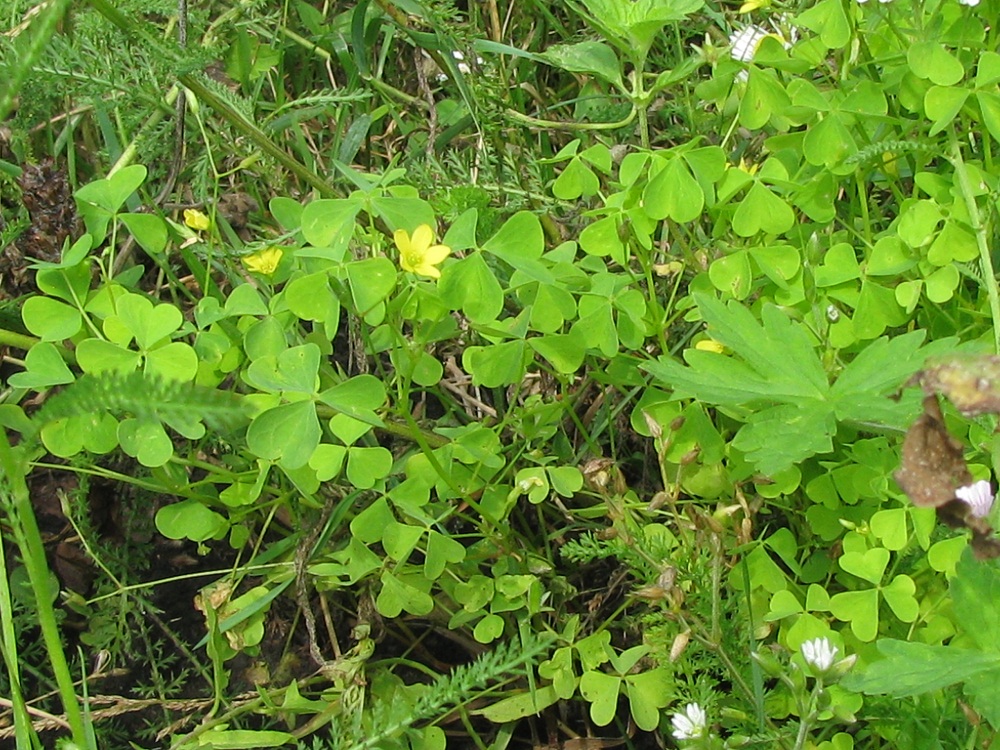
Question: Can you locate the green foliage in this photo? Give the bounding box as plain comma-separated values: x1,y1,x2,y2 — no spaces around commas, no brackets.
7,0,1000,746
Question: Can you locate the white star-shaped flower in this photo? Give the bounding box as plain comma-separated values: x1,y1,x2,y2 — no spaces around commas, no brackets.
671,702,707,740
801,637,838,671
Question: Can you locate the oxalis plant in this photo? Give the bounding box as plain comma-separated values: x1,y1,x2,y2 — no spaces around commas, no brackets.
6,0,1000,746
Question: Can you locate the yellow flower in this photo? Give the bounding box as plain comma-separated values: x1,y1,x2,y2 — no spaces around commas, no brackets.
184,208,211,231
394,224,451,279
736,157,759,176
243,246,283,276
695,338,726,354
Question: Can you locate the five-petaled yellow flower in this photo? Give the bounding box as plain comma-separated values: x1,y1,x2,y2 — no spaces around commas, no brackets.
184,208,211,231
394,224,451,279
243,246,283,276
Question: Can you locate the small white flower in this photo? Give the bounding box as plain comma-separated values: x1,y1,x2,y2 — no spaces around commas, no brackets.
956,480,995,518
801,637,838,671
959,0,980,6
671,703,707,741
729,25,770,63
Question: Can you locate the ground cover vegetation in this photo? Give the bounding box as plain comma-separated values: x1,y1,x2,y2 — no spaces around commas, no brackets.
2,0,1000,747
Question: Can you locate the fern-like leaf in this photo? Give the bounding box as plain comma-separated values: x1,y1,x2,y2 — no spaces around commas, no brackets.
32,371,249,433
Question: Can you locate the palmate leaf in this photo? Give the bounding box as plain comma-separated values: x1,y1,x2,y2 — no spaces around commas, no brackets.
641,294,957,475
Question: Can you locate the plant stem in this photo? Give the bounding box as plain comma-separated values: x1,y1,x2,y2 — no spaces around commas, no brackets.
0,432,87,746
85,0,338,198
950,135,1000,354
0,0,74,120
0,328,40,351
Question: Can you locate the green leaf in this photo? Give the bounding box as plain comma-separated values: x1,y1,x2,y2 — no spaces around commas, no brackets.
925,85,969,135
382,521,424,563
463,340,530,387
646,296,828,404
300,198,361,252
369,195,436,234
803,113,856,168
478,684,561,723
731,402,835,474
541,41,622,87
473,613,506,643
286,272,340,335
578,215,626,265
882,574,918,623
829,588,879,641
870,508,910,551
310,443,347,481
625,669,673,731
732,181,795,236
739,68,791,130
377,571,434,617
347,257,397,314
76,339,142,375
483,211,545,265
908,41,966,86
839,547,889,584
120,213,168,255
553,157,600,200
579,670,621,726
528,329,587,373
952,551,1000,654
244,344,320,394
708,250,753,299
843,639,1000,696
21,297,83,341
976,91,1000,144
346,446,392,489
75,164,146,214
118,417,174,467
188,729,297,748
247,400,321,470
424,530,466,580
643,157,703,222
351,497,395,544
580,0,703,58
439,253,504,323
795,0,849,48
8,342,75,388
156,499,228,542
143,341,197,382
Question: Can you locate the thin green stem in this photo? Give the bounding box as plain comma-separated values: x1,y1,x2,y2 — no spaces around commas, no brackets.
0,0,74,120
504,107,637,132
86,0,338,198
0,328,40,352
0,529,37,749
0,432,87,746
950,135,1000,354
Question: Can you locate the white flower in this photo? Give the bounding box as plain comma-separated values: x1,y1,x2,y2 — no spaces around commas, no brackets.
671,703,707,741
801,637,838,671
729,25,770,63
956,480,994,518
959,0,980,6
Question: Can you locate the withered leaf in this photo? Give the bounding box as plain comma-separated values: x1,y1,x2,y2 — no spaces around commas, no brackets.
895,395,971,510
914,355,1000,416
895,395,1000,559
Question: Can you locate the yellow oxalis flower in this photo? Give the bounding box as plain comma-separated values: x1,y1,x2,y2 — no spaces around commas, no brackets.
394,224,451,279
243,246,283,276
184,208,211,231
695,338,726,354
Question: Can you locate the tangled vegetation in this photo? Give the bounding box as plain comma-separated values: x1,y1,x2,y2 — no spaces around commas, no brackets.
3,0,1000,748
